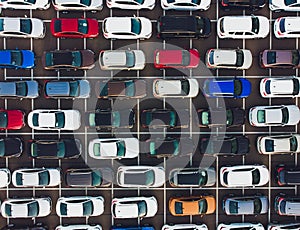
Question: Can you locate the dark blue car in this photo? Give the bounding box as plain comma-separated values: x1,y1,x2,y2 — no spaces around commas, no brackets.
203,78,251,98
0,50,35,69
111,227,154,230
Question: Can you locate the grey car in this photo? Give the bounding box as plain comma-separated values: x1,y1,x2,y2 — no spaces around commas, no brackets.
44,80,90,99
0,81,39,99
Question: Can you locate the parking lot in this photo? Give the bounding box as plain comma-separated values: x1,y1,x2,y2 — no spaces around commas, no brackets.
0,1,300,229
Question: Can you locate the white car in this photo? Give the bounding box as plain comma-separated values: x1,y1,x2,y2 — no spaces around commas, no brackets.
152,78,199,98
0,0,50,9
27,109,81,130
12,168,61,187
206,48,252,69
160,0,211,10
220,165,269,187
55,225,102,230
106,0,155,9
0,168,10,188
260,77,300,98
116,166,165,188
99,50,145,70
52,0,103,11
0,17,45,39
269,0,300,11
111,196,157,218
218,223,265,230
274,17,300,38
1,197,52,218
249,105,300,127
102,17,152,40
257,134,300,154
268,223,300,230
56,196,104,217
88,138,139,159
217,15,269,39
162,224,208,230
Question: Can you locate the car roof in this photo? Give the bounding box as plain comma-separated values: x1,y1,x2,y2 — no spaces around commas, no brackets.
102,51,127,66
2,18,21,32
213,50,237,65
105,17,131,33
52,52,73,65
223,17,252,32
115,203,139,218
265,108,282,123
283,18,300,32
0,82,16,96
55,0,81,4
285,200,300,215
159,15,197,32
0,51,11,65
157,50,183,65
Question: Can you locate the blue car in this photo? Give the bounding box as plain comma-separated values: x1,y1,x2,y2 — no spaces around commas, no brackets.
203,78,251,98
111,227,155,230
0,50,35,69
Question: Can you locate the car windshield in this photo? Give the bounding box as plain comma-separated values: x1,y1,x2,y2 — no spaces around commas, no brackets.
78,19,89,34
265,139,274,152
293,78,300,95
234,79,242,96
198,170,208,186
125,51,135,67
231,139,238,153
0,139,4,156
60,203,67,215
57,142,65,158
226,109,233,126
175,202,183,214
229,201,238,214
92,171,102,186
290,136,298,151
83,200,94,216
253,198,262,214
251,17,259,34
137,201,147,217
235,50,244,67
281,107,289,124
69,81,79,97
15,82,27,97
125,80,135,97
252,168,260,185
80,0,91,6
38,170,50,186
279,19,286,33
257,110,265,123
267,51,276,64
72,51,82,67
0,112,8,128
198,199,208,214
182,50,191,66
196,18,205,34
131,18,141,35
285,0,297,5
0,19,3,31
10,51,22,67
181,80,190,95
55,112,65,128
27,201,39,217
132,0,145,4
144,170,155,186
20,19,32,34
209,50,215,64
116,141,126,157
219,18,224,33
201,111,210,125
292,50,300,65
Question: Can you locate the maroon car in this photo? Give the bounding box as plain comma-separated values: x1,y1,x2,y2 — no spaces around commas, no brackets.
260,49,300,68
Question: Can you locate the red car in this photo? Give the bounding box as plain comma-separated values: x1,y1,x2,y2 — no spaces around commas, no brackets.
154,49,200,69
0,109,25,130
50,18,99,38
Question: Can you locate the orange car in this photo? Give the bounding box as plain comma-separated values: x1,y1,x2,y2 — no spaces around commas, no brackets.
169,195,216,216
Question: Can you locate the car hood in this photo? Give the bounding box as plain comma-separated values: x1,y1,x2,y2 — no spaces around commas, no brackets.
6,110,24,129
232,108,245,126
145,197,158,217
133,50,146,68
79,80,91,98
236,136,250,153
239,78,251,98
37,198,52,217
287,105,300,125
48,169,61,186
31,18,45,38
25,80,39,98
80,50,95,68
63,110,81,130
21,50,35,68
3,138,22,156
91,198,104,216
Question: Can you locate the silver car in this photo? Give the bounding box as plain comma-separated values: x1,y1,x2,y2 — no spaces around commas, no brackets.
0,80,39,99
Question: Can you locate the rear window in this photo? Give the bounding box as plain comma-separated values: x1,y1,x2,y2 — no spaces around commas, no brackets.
251,17,259,34
78,19,88,34
279,19,286,33
265,139,274,152
267,51,276,64
0,112,8,128
54,19,61,32
257,110,265,123
209,50,215,64
229,201,238,214
198,199,208,214
83,200,94,216
252,169,260,185
80,0,91,6
282,107,289,124
219,18,224,33
235,50,244,67
131,18,141,35
181,80,190,95
265,80,271,94
38,170,50,186
175,202,183,214
285,0,297,5
290,136,298,151
234,79,242,96
182,50,191,66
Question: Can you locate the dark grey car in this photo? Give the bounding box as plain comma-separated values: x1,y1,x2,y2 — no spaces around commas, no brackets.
0,81,39,99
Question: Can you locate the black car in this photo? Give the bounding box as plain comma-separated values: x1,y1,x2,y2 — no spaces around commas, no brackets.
0,137,23,158
200,136,249,156
143,137,195,158
1,223,47,230
197,107,245,128
65,168,114,187
28,139,81,159
157,15,211,39
275,165,300,186
85,109,135,129
220,0,265,10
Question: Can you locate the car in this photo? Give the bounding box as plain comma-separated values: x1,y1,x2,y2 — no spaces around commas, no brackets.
95,79,147,99
200,136,250,156
160,0,211,10
88,138,139,159
157,15,211,39
275,195,300,216
0,0,50,9
12,168,61,187
65,168,113,187
275,165,300,186
142,137,195,158
102,17,152,39
44,80,90,99
223,195,268,215
267,223,300,230
260,77,300,98
206,48,252,69
106,0,155,9
0,137,23,158
116,166,165,187
140,108,189,129
55,225,102,230
257,134,300,154
85,109,135,129
197,107,245,128
99,50,145,70
217,15,269,39
42,49,95,70
56,196,104,217
203,78,251,98
0,80,39,99
1,223,48,230
154,49,200,69
111,196,158,218
112,227,154,230
220,165,269,187
52,0,103,11
0,109,25,130
274,17,300,38
0,168,10,187
220,0,265,10
169,195,216,216
0,17,45,38
1,197,52,218
162,224,208,230
50,18,99,38
169,167,216,187
217,223,265,230
259,50,300,68
28,139,82,159
0,50,35,69
248,105,300,127
27,109,81,130
152,78,199,98
270,0,300,11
